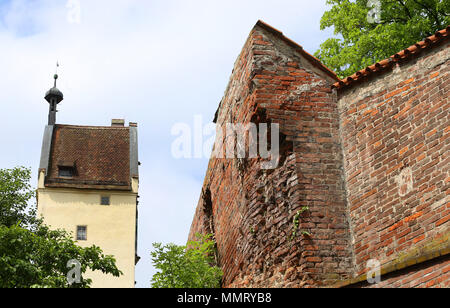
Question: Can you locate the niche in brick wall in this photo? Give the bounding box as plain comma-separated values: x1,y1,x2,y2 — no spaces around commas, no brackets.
202,187,220,266
202,188,215,235
250,107,294,168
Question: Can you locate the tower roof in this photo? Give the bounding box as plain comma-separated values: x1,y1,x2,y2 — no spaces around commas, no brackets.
45,87,64,101
45,74,64,104
40,122,139,191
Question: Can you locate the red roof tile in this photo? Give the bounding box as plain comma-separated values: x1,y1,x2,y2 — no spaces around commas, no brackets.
333,26,450,90
45,125,132,190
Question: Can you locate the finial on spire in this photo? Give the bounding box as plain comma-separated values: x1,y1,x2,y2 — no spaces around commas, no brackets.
54,61,60,86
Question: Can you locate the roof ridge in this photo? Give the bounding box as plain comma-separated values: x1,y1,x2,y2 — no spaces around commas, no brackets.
56,124,129,129
333,25,450,90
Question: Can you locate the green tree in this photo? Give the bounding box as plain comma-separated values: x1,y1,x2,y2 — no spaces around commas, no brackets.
0,167,37,229
151,234,223,288
0,167,122,288
315,0,450,78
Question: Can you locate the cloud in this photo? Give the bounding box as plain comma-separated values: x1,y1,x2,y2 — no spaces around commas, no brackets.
0,0,333,288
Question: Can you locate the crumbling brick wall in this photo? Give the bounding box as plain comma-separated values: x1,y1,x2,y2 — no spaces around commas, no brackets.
189,22,353,288
189,21,449,288
337,40,449,284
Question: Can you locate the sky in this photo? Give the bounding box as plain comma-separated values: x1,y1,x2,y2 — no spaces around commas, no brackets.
0,0,335,288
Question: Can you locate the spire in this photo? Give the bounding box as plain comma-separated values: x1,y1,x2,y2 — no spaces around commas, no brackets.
45,72,64,126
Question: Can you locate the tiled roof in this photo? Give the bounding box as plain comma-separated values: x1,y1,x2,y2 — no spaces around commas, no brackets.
256,20,340,82
45,124,132,190
333,26,450,90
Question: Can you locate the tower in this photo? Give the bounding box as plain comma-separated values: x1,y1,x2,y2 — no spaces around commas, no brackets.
37,75,139,288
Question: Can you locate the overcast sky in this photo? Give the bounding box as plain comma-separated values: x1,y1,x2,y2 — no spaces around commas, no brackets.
0,0,335,288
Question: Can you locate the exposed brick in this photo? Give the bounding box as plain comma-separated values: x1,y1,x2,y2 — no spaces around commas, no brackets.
188,21,450,288
338,34,449,285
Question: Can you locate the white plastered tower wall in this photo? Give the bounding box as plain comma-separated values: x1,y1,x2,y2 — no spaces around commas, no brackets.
37,172,138,288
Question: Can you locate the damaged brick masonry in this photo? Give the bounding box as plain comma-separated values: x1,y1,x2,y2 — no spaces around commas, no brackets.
188,20,450,288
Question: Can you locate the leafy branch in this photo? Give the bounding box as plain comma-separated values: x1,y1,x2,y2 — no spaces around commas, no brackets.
290,206,310,241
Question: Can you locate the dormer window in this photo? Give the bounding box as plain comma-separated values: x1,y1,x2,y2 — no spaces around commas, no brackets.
58,161,76,178
58,167,74,178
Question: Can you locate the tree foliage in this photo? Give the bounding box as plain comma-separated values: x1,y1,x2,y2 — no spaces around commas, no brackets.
0,167,36,229
315,0,450,78
0,167,122,288
151,234,223,288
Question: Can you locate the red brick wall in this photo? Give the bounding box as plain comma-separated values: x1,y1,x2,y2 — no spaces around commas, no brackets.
189,23,449,288
338,41,450,277
365,256,450,288
189,23,353,287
